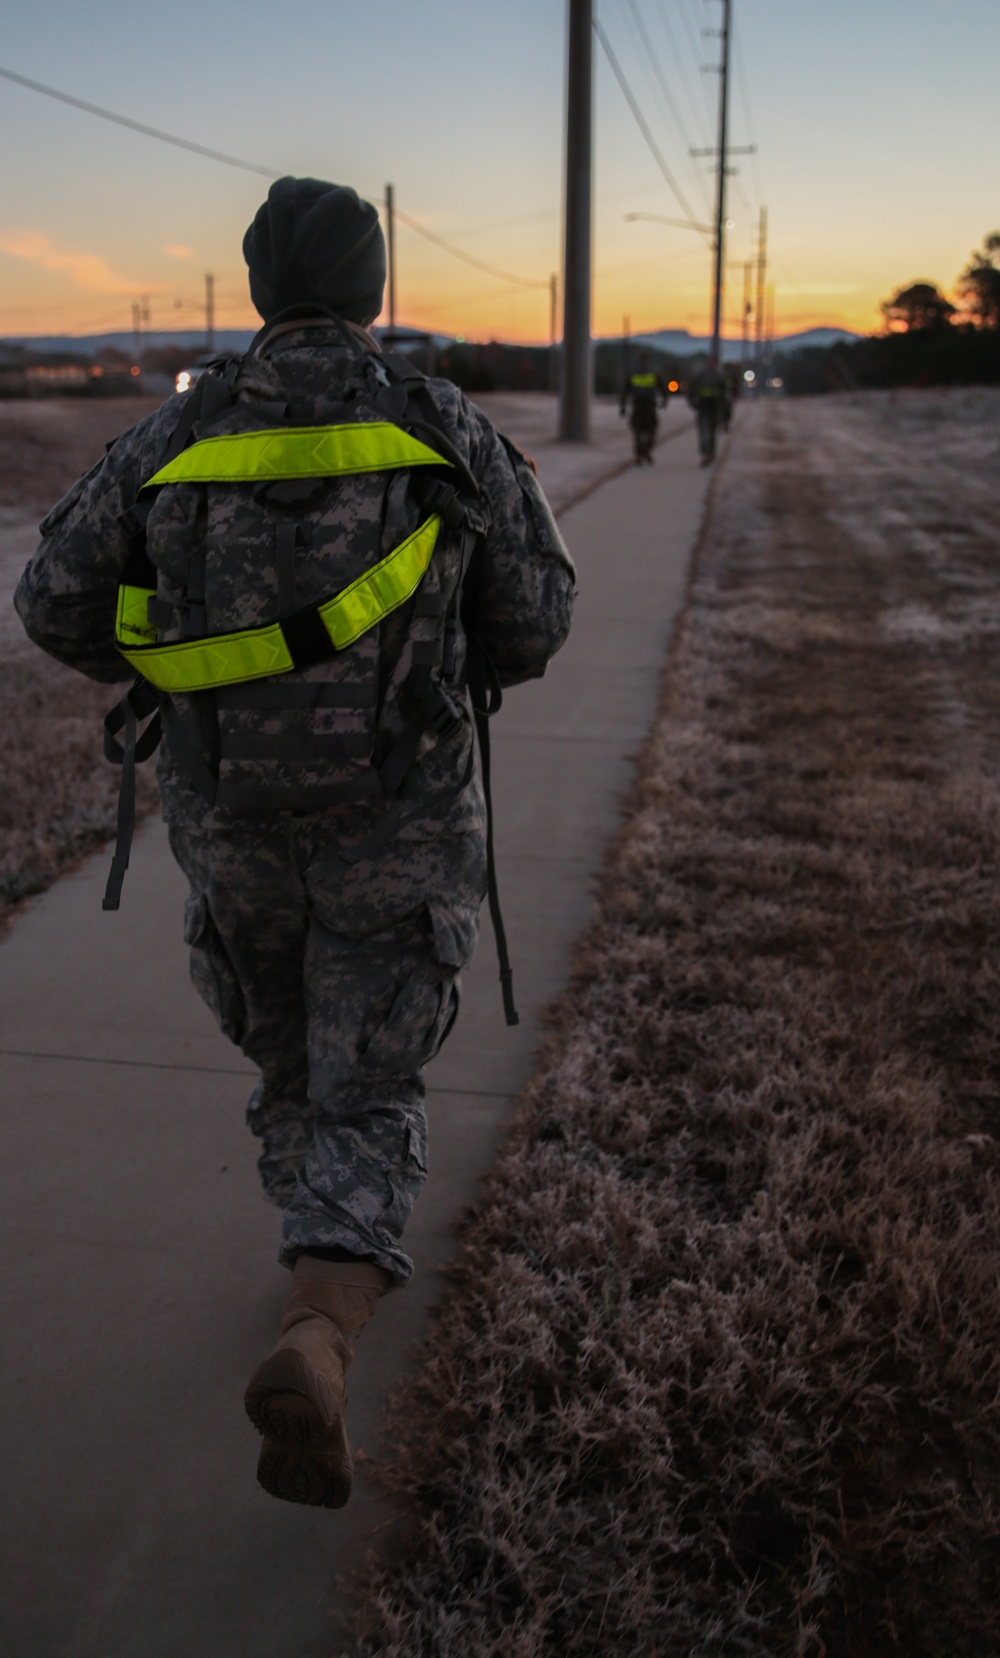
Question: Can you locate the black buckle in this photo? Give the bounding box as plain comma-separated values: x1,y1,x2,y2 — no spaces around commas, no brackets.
464,499,491,536
425,679,465,739
420,478,466,531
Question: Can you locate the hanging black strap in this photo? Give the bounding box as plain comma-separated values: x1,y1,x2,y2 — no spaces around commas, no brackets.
101,679,162,911
373,373,518,1019
466,640,518,1027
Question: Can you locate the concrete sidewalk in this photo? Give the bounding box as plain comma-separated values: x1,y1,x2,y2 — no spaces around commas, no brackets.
0,421,713,1658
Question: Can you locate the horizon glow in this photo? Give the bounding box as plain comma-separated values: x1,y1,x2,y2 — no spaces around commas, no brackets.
0,0,995,347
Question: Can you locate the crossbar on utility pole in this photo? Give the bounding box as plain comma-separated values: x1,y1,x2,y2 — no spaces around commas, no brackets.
559,0,592,442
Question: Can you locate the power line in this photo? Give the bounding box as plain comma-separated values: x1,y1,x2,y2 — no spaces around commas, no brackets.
391,207,549,289
439,206,557,242
0,63,549,295
732,23,764,208
651,0,713,151
675,0,708,82
681,0,721,133
0,63,283,177
621,0,712,217
593,17,711,240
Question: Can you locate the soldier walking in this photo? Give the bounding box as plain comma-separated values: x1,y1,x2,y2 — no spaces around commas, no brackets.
619,348,669,465
686,359,731,466
14,177,576,1510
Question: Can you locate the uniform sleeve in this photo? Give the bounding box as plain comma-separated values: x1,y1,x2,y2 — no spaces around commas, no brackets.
13,403,175,684
460,400,577,688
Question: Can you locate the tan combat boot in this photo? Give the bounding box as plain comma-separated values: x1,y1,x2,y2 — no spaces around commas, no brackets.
244,1256,391,1508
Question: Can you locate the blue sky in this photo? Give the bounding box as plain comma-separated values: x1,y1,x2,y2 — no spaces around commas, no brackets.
0,0,995,341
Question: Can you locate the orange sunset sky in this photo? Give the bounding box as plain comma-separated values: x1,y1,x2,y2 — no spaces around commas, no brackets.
0,0,995,346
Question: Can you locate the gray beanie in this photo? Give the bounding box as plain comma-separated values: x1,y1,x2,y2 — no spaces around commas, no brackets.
243,177,386,325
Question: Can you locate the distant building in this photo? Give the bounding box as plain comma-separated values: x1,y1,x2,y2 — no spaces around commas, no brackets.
0,344,142,398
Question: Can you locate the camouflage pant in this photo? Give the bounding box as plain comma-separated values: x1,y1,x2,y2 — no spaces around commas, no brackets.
696,405,719,460
168,820,485,1281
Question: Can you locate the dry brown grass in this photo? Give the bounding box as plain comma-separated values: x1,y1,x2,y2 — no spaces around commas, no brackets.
0,398,161,928
0,642,159,914
0,395,161,514
343,390,1000,1657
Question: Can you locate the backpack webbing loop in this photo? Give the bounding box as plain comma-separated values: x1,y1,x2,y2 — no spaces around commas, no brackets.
101,677,162,911
466,639,518,1027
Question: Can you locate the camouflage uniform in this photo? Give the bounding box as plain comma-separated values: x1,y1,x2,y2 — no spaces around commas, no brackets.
620,366,669,465
687,363,731,463
15,323,575,1281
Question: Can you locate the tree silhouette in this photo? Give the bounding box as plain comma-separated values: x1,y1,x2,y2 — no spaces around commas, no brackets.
881,282,956,334
956,234,1000,330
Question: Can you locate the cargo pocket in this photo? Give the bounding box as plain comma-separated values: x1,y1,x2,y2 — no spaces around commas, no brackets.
352,900,479,1084
352,955,456,1082
430,898,481,1048
182,891,247,1047
405,1116,429,1176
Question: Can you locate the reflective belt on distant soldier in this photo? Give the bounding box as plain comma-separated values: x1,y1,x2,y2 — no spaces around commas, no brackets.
629,373,657,390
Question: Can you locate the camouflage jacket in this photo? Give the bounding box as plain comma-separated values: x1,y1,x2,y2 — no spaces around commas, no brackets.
14,324,576,838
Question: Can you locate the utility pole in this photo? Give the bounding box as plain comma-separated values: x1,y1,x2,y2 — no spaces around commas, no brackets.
549,272,559,392
708,0,731,368
132,301,142,366
766,283,776,370
205,272,215,353
741,258,751,364
691,2,752,367
622,313,631,389
755,205,767,367
385,183,396,330
559,0,592,443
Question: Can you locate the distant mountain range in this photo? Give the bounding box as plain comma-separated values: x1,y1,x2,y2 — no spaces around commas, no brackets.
618,326,863,360
1,329,258,359
2,324,864,361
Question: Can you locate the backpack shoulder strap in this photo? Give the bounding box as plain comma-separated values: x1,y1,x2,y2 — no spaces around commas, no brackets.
102,365,239,911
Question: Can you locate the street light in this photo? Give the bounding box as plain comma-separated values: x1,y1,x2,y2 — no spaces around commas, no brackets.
624,211,713,236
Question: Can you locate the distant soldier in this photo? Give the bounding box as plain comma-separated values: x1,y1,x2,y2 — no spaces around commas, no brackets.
722,366,741,432
619,349,669,465
687,360,731,465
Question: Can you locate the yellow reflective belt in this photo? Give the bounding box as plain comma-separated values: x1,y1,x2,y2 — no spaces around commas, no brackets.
118,618,295,693
141,423,449,491
318,513,441,650
631,374,657,387
116,582,156,645
116,515,442,693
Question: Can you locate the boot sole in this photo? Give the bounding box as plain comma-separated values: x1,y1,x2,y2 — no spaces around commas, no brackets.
245,1352,353,1509
256,1438,352,1509
245,1349,348,1445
